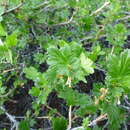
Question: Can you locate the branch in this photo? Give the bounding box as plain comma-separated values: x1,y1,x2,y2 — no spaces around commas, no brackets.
70,126,84,130
67,77,72,130
70,114,108,130
90,1,110,16
118,104,130,111
1,68,18,74
52,11,76,27
124,96,130,107
118,15,130,21
2,2,23,15
88,114,107,126
15,115,51,119
46,105,62,117
124,12,130,15
79,36,93,42
33,1,50,10
37,116,50,119
68,105,72,130
0,106,19,130
40,4,68,13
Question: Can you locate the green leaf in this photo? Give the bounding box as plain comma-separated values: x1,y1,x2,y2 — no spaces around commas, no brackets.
68,0,77,7
93,126,102,130
0,23,6,36
111,87,124,97
52,117,67,130
106,49,130,91
82,117,90,130
103,103,125,130
46,43,87,83
38,87,51,104
29,87,40,97
19,120,30,130
0,6,4,16
34,53,45,64
6,32,17,48
59,87,77,105
0,38,14,64
106,23,127,46
83,16,94,31
24,67,39,81
89,45,101,61
76,104,97,117
59,87,92,106
80,52,94,74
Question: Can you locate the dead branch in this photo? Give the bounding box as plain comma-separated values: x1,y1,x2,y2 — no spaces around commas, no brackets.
0,106,19,130
2,2,23,16
90,1,110,16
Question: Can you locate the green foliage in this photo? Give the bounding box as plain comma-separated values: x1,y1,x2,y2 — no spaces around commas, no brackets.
0,77,6,108
103,103,125,130
19,120,30,130
6,32,17,48
106,23,127,46
58,87,92,106
82,117,90,130
0,23,6,36
0,25,17,64
47,42,94,83
106,49,130,91
34,53,46,64
0,0,129,129
80,52,94,74
52,117,67,130
24,67,50,107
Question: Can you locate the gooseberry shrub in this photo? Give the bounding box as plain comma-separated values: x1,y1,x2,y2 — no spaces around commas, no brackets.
0,0,130,130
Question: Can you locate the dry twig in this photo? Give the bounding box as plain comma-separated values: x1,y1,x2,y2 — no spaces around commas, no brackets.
33,1,50,10
88,114,107,126
52,11,76,27
2,2,23,15
0,106,19,130
68,105,72,129
90,1,110,16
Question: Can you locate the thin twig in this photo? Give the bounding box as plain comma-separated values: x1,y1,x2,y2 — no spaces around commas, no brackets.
40,4,68,13
68,105,72,130
96,66,107,73
79,36,93,42
124,96,130,107
90,1,110,16
96,63,106,72
33,1,50,10
15,116,50,119
118,15,130,21
0,106,19,130
37,116,50,119
67,77,73,130
70,126,84,130
118,105,130,111
110,46,115,55
52,11,76,27
1,68,18,74
124,12,130,15
40,4,52,12
124,122,128,130
103,121,109,129
46,105,62,117
2,2,23,15
88,114,107,126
